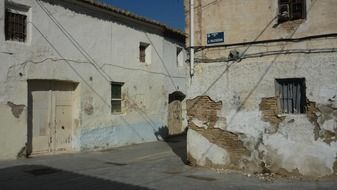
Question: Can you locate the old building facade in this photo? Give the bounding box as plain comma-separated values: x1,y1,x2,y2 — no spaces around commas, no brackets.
185,0,337,177
0,0,187,160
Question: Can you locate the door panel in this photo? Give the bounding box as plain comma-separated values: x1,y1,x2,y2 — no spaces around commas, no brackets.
31,85,51,153
29,80,74,155
168,100,183,135
54,83,73,152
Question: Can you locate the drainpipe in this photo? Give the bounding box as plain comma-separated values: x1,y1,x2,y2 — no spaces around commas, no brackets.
190,0,194,76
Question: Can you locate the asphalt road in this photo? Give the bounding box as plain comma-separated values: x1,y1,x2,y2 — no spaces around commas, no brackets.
0,136,337,190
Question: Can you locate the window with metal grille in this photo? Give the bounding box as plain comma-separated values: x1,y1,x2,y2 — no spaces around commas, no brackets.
111,82,123,114
139,42,150,63
278,0,306,22
275,78,306,114
5,9,27,42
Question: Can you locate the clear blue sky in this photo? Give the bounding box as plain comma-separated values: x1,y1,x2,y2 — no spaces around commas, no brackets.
98,0,185,31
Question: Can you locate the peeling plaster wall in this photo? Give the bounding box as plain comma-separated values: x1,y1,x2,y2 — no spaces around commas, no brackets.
0,0,187,160
187,54,337,177
0,104,27,159
185,0,337,177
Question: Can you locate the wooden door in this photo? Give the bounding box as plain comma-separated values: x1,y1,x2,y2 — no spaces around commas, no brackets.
168,100,183,135
29,80,74,154
53,82,73,152
31,87,52,153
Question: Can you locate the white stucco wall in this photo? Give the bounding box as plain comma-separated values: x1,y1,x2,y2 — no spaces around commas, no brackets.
0,0,187,159
185,0,337,177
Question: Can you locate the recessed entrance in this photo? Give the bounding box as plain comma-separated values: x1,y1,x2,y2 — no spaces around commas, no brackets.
168,91,186,136
27,80,78,155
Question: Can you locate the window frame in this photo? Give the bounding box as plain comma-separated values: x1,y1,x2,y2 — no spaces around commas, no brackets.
4,3,31,44
275,78,306,114
139,42,151,64
111,82,124,114
176,47,184,67
278,0,306,22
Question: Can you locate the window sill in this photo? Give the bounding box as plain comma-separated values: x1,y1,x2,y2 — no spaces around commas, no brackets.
139,61,151,66
5,40,31,47
275,19,305,29
277,113,306,117
111,111,127,116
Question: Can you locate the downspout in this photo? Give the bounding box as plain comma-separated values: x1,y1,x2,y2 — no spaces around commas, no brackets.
190,0,194,76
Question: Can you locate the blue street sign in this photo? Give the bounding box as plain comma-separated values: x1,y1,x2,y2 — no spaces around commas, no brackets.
207,32,224,44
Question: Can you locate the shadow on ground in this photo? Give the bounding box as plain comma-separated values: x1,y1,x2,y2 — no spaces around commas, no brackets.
154,126,188,165
165,134,188,164
0,165,153,190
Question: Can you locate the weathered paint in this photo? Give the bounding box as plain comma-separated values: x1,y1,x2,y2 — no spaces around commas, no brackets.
187,129,231,167
185,0,337,177
7,101,25,118
0,0,187,160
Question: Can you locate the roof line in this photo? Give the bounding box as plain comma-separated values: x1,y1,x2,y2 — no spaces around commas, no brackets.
75,0,186,37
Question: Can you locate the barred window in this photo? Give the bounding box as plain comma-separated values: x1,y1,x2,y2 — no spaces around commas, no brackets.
278,0,306,22
5,9,27,42
111,82,124,114
275,78,306,114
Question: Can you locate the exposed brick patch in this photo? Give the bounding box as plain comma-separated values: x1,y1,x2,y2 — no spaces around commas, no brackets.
305,101,337,143
7,101,25,118
190,126,250,169
317,104,337,122
186,96,250,169
320,130,337,145
306,100,321,140
316,104,337,144
259,97,285,130
186,96,222,129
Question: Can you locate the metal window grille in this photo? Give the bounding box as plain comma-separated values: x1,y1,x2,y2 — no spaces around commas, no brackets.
278,0,305,22
5,9,27,42
111,82,123,113
276,78,306,114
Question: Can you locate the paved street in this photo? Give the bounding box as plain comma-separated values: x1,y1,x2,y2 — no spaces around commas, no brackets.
0,136,337,190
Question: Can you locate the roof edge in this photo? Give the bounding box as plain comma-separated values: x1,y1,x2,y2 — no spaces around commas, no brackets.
76,0,186,39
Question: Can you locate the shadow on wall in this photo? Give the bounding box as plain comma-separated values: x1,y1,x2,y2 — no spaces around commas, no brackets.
0,165,153,190
154,126,169,140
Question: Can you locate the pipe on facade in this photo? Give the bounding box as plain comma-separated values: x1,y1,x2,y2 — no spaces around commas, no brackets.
190,0,195,76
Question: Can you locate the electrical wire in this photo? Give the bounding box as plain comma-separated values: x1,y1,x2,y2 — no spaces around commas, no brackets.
195,48,337,63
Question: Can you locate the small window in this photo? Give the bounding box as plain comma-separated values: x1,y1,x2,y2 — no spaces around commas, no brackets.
278,0,306,22
139,42,150,64
176,47,183,67
111,82,123,114
5,9,27,42
275,78,306,114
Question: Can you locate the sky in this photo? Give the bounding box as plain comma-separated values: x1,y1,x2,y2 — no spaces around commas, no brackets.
98,0,185,31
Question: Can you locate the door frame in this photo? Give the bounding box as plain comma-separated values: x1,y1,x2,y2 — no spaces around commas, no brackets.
27,79,80,156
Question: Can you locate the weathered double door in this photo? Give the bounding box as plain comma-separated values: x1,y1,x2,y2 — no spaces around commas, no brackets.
28,80,75,155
